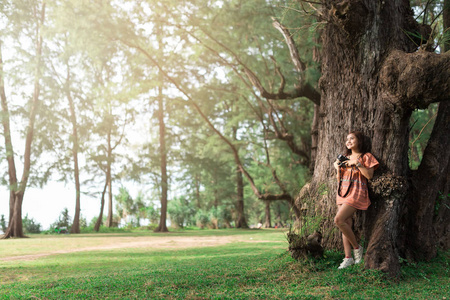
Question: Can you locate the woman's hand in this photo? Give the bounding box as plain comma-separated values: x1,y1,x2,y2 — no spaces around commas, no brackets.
333,160,340,170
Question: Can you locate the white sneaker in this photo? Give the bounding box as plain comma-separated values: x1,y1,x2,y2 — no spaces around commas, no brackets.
338,257,355,269
354,246,364,264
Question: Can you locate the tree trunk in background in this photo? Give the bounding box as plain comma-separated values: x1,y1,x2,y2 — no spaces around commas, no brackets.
0,42,18,230
155,82,169,232
105,128,114,227
296,0,450,276
1,3,46,238
233,125,248,229
275,202,283,227
195,174,201,209
94,181,108,232
213,170,219,208
235,164,248,228
67,74,81,234
264,200,271,228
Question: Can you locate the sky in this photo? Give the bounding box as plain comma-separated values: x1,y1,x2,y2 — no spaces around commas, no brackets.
0,177,159,232
1,182,104,231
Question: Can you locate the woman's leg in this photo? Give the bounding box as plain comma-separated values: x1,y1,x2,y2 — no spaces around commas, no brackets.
335,204,358,250
342,217,353,257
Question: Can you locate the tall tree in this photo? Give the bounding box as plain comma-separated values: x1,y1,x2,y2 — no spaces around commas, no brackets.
1,1,46,238
155,38,169,232
46,35,85,233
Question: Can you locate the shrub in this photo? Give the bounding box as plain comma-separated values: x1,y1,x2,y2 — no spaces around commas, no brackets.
49,208,72,233
145,206,160,224
22,214,41,234
168,196,196,228
0,214,7,232
195,210,210,229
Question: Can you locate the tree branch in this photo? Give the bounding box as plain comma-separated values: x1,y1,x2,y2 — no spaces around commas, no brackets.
179,30,312,166
243,67,320,104
198,25,321,105
270,56,286,94
266,104,310,165
380,50,450,110
271,17,306,74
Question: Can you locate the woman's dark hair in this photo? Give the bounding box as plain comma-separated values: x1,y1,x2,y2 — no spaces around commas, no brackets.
344,131,371,156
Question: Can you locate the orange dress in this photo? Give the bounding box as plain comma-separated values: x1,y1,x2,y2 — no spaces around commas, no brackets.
336,153,379,210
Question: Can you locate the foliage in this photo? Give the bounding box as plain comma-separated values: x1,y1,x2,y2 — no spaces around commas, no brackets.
50,208,72,232
80,226,132,234
194,209,210,229
89,216,106,228
409,103,438,169
167,196,196,228
22,214,41,234
0,214,7,232
145,205,160,225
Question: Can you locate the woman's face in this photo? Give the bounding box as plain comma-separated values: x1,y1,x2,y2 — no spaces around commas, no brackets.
346,133,359,152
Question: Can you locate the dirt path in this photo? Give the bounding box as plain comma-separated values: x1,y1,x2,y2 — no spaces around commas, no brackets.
0,235,269,262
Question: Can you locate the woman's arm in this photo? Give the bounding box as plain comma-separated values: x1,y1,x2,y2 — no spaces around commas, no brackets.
345,158,374,180
357,165,374,180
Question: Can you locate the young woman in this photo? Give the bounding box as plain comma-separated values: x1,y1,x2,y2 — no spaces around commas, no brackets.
333,131,379,269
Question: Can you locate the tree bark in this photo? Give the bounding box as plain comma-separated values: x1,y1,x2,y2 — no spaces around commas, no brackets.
195,174,201,209
105,126,114,227
434,0,450,253
295,0,450,277
235,164,248,228
264,200,271,228
403,0,450,258
274,202,283,227
0,42,18,229
405,101,450,260
66,69,81,234
155,80,169,233
233,126,248,229
94,181,108,232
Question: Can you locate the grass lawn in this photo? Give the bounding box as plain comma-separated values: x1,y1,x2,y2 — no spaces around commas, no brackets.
0,229,448,299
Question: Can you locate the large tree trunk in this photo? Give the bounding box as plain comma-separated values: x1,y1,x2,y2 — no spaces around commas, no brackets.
296,0,450,277
434,0,450,251
404,0,450,258
406,101,450,260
